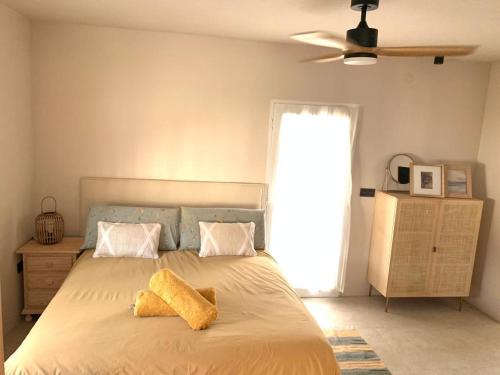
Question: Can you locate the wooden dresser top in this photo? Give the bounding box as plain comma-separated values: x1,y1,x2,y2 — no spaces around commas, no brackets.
17,237,83,254
379,191,482,202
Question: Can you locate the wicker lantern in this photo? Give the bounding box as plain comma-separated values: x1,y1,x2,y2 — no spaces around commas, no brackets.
35,196,64,245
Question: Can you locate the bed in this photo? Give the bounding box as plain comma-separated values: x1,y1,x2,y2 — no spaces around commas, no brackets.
5,178,339,374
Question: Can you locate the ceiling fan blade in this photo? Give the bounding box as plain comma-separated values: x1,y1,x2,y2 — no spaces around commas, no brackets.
374,45,478,57
290,31,354,50
302,52,345,63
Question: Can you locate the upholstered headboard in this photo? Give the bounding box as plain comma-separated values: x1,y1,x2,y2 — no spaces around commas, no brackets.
79,177,268,236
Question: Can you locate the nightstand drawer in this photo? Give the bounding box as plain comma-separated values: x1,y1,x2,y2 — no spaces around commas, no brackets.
27,289,58,308
26,255,73,272
27,272,67,289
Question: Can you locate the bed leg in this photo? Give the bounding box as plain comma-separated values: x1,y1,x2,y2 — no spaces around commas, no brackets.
368,284,373,296
24,314,33,322
458,297,462,312
385,297,390,313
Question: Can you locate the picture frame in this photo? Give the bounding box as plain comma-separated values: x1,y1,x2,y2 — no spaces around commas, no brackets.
409,163,445,197
444,164,473,199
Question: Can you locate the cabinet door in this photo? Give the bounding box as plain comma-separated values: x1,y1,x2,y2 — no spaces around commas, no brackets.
388,199,440,296
430,200,483,296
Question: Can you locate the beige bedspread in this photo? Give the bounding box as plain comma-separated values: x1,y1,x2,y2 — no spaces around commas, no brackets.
6,250,339,375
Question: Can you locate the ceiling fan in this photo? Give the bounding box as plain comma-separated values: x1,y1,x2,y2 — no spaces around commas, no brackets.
291,0,478,66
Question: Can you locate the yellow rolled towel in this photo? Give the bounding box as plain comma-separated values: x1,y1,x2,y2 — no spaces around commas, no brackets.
149,269,218,330
134,288,217,317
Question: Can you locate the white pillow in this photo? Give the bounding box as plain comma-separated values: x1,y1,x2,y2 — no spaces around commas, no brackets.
93,221,161,259
199,222,257,257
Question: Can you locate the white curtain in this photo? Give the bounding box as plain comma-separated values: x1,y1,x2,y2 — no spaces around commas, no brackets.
267,102,358,296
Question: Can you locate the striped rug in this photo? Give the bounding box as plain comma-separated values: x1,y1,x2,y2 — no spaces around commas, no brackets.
326,329,392,375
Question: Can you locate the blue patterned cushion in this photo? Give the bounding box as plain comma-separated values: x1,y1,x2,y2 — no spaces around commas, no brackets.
81,206,179,250
180,207,265,250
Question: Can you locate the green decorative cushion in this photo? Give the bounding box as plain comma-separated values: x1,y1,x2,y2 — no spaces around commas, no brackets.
180,207,265,250
81,206,179,250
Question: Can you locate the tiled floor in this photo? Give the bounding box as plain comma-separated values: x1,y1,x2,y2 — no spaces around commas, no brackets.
304,296,500,375
4,297,500,374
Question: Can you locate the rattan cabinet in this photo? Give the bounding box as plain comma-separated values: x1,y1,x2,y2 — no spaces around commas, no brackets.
368,191,483,311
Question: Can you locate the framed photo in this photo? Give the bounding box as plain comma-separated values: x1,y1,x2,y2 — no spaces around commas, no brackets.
444,164,472,199
410,163,444,197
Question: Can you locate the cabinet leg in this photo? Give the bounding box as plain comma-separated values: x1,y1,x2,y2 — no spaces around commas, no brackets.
458,297,462,312
369,284,373,296
24,314,33,322
385,297,390,313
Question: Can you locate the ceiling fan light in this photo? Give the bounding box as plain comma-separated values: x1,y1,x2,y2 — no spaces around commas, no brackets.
344,52,378,65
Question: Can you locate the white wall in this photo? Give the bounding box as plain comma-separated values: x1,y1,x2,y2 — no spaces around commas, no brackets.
469,63,500,321
32,22,490,296
0,5,33,333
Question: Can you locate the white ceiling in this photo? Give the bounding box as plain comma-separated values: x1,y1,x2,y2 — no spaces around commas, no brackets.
3,0,500,61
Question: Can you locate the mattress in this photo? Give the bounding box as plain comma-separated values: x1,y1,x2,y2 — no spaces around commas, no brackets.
6,250,339,374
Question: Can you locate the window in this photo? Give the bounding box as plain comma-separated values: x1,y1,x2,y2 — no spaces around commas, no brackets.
267,102,358,296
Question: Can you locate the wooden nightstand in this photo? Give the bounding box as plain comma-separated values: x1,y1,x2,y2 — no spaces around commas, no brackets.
17,237,83,322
